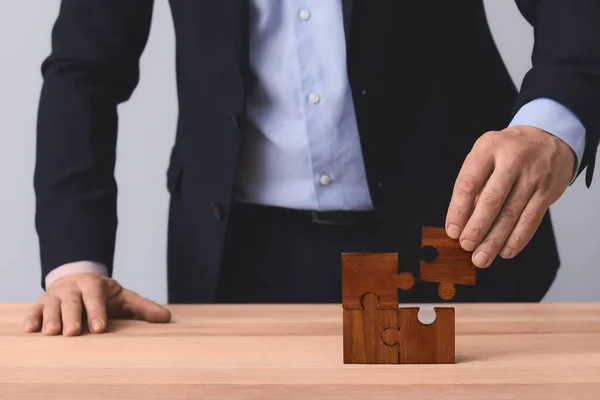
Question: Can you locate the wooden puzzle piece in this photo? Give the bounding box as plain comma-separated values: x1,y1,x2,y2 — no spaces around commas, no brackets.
342,253,415,310
382,307,455,364
343,292,399,364
419,226,476,300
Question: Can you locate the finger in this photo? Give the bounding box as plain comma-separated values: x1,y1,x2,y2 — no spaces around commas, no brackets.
459,166,518,252
471,177,535,268
23,303,44,333
60,291,83,336
446,150,494,239
107,307,136,320
500,190,548,259
42,297,62,335
120,289,172,323
81,284,109,333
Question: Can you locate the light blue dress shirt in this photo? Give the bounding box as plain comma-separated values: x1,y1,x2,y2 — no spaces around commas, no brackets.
235,0,586,211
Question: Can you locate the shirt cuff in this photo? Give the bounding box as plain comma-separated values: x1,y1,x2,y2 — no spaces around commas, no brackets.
509,97,586,182
45,261,108,289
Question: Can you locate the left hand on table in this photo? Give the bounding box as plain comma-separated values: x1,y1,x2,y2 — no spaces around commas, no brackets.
445,125,576,268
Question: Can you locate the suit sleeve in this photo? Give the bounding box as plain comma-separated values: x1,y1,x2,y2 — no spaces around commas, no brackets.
513,0,600,187
35,0,154,289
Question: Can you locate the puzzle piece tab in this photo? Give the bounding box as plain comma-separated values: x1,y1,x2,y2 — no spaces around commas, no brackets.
343,292,399,364
342,253,415,310
382,307,455,364
420,226,476,300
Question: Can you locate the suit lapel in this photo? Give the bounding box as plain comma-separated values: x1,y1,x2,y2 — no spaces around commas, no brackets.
342,0,354,44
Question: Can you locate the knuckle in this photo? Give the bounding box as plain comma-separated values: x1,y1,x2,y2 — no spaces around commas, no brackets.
82,279,108,295
61,289,81,299
513,142,529,160
522,170,538,188
47,278,75,292
475,130,498,148
61,296,81,307
81,273,105,285
449,204,469,220
84,287,106,300
505,153,526,175
481,236,504,251
462,225,484,241
456,174,480,196
498,203,520,222
530,160,550,179
85,293,105,309
81,276,109,292
43,296,61,308
521,211,541,227
537,174,554,192
481,190,503,209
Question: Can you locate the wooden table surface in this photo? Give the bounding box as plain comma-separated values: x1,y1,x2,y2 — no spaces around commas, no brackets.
1,303,600,399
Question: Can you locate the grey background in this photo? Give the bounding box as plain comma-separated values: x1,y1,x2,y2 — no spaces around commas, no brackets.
0,1,598,304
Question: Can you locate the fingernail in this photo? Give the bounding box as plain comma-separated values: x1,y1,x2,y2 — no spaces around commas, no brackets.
460,239,476,251
446,224,461,239
500,248,513,259
65,321,79,333
24,320,34,331
473,251,490,268
91,318,103,332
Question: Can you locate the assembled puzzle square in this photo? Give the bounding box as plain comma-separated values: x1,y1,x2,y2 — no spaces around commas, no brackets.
341,226,475,364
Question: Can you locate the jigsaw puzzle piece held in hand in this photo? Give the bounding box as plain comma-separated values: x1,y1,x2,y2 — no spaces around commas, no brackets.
382,306,455,364
343,292,399,364
342,253,415,310
420,226,476,300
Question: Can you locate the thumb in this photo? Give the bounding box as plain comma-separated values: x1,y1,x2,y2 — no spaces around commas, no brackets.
119,289,172,323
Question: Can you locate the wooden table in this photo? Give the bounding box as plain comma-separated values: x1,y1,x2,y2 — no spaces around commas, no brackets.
1,303,600,399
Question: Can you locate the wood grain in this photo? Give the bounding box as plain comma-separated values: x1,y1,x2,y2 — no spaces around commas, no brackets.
383,307,455,364
343,292,399,364
2,303,600,399
341,253,415,310
420,226,476,300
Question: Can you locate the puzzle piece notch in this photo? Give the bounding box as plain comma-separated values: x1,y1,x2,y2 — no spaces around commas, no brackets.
420,226,476,300
342,253,415,310
416,305,436,325
343,292,399,364
382,307,455,364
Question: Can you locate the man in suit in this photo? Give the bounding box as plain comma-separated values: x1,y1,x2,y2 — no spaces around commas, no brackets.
24,1,600,336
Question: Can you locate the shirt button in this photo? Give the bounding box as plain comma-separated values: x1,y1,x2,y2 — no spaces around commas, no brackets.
299,9,311,20
309,93,320,104
319,174,331,186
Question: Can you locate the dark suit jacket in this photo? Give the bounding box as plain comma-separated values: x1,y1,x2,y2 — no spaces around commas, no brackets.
35,1,600,303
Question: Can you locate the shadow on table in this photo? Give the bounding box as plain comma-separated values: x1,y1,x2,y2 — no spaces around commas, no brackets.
75,317,143,335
